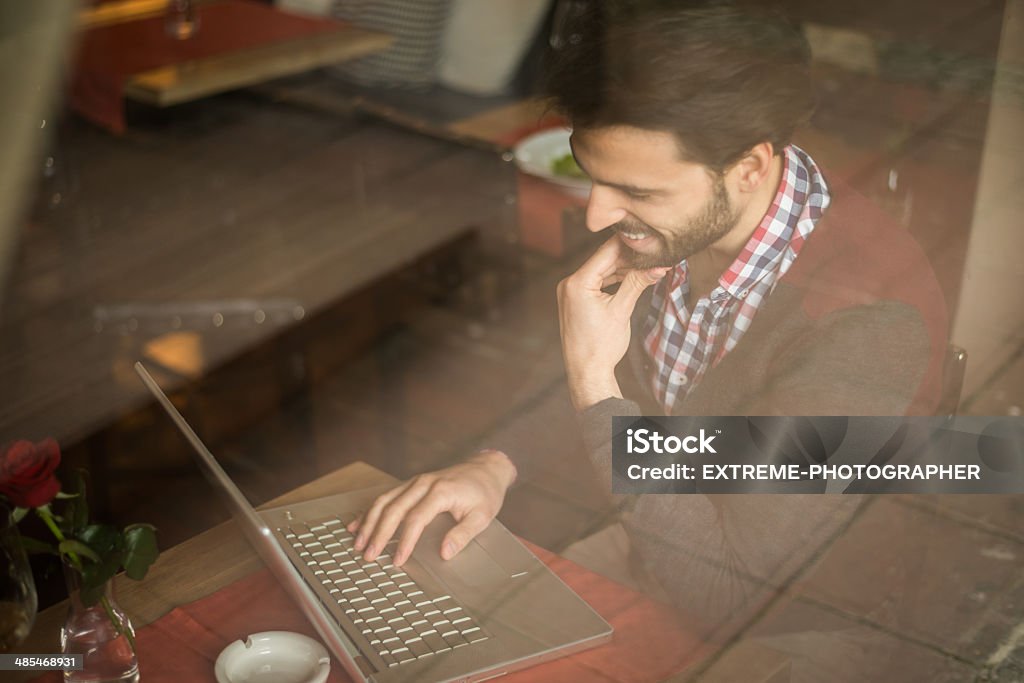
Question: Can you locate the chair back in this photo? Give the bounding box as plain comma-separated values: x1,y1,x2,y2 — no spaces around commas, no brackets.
936,344,968,417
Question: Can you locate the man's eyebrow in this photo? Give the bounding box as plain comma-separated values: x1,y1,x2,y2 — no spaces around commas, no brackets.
599,180,667,196
568,137,666,196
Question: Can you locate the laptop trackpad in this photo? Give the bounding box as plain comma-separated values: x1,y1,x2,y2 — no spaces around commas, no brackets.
420,540,509,588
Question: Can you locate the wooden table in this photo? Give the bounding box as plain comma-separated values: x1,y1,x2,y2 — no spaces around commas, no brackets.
81,1,183,29
77,0,393,109
14,461,791,683
13,461,394,682
123,28,394,109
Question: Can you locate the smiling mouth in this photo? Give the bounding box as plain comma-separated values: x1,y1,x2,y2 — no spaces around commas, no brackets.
616,227,653,242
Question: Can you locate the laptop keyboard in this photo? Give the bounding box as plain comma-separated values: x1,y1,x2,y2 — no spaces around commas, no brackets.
282,516,488,667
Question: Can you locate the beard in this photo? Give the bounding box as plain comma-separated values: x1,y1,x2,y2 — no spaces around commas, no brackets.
616,175,740,269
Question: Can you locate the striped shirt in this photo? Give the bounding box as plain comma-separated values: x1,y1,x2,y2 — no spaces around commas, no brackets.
643,145,831,413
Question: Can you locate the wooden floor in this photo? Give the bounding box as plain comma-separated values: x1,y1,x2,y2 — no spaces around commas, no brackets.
3,4,1023,677
1,91,519,447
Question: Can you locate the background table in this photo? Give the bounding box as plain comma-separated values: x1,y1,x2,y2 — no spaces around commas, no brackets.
71,0,393,131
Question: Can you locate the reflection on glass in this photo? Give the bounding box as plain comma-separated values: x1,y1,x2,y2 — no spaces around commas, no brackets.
166,0,199,40
0,504,37,653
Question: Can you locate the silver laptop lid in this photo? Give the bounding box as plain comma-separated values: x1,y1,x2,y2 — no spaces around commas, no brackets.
133,361,370,682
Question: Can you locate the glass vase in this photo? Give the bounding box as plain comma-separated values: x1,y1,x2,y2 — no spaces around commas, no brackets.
0,503,37,652
61,564,139,683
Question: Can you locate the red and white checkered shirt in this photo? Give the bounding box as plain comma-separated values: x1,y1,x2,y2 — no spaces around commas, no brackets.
643,145,830,413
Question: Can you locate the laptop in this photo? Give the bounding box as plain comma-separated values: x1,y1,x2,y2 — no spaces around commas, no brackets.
135,362,612,683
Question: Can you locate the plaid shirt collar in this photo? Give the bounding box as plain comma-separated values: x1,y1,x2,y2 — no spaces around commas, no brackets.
644,145,830,412
681,145,823,299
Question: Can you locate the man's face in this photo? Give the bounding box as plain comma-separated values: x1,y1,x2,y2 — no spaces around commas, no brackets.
570,126,741,269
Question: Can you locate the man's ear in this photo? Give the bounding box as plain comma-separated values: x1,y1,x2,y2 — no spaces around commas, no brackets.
730,142,776,193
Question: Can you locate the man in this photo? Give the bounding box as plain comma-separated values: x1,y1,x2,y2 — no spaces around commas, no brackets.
349,2,947,647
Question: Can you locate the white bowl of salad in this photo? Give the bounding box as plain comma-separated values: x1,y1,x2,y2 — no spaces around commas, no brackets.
512,127,592,198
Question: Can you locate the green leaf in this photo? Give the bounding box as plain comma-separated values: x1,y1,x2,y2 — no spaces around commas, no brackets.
58,539,100,564
11,507,28,523
122,526,159,580
75,524,125,605
54,491,80,500
18,536,58,555
78,524,124,561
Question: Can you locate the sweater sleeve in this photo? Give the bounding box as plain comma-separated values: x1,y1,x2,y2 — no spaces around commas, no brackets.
472,381,586,487
578,396,641,492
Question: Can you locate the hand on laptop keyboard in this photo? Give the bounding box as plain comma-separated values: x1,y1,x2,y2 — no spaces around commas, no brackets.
348,450,517,566
284,520,489,666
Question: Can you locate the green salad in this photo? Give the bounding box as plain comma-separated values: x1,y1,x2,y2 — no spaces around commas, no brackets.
550,153,587,179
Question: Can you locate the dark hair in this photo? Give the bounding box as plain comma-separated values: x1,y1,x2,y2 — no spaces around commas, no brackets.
543,2,815,171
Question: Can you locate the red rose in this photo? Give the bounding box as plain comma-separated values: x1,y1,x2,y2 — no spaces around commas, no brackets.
0,438,62,508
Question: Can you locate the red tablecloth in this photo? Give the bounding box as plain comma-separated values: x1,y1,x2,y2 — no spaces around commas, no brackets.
34,541,709,682
71,0,345,133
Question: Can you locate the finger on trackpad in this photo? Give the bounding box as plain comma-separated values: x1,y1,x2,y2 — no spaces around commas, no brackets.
437,542,509,587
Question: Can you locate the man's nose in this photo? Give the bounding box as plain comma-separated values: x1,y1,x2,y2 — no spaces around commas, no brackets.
585,186,627,233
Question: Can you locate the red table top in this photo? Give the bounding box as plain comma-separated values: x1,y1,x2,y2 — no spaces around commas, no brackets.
31,541,710,682
71,0,346,132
